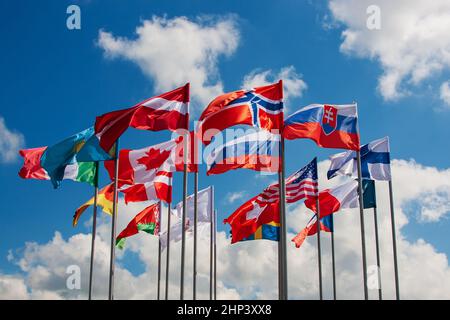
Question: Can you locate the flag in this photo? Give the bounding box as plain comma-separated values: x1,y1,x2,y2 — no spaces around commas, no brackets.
304,180,359,218
120,171,173,204
255,158,318,205
362,179,376,209
95,84,189,152
292,215,333,249
172,186,213,222
18,147,50,180
116,202,160,249
283,104,360,151
224,196,280,243
241,222,280,242
206,130,281,175
104,138,180,186
29,127,113,188
327,136,391,181
19,148,97,187
159,218,192,251
199,82,283,144
73,183,114,226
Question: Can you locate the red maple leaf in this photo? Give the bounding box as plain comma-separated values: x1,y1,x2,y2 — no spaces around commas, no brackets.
137,148,171,171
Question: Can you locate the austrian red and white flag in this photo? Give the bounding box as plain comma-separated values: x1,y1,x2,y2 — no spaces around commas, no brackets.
95,84,189,152
304,179,359,218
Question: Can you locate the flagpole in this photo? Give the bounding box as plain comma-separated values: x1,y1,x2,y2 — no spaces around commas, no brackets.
157,201,162,300
88,161,100,300
214,209,217,300
315,157,323,300
108,140,120,300
165,202,171,300
372,184,382,300
278,136,288,300
180,134,188,300
388,180,400,300
193,172,198,300
356,150,369,300
209,186,215,300
330,214,337,300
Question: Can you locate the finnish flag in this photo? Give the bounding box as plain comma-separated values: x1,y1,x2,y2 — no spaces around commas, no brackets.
327,136,391,181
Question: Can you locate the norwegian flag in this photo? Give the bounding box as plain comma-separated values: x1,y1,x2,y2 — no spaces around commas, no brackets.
255,158,319,205
199,81,283,144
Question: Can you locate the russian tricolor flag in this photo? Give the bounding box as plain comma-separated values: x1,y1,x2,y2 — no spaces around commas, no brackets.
283,104,360,151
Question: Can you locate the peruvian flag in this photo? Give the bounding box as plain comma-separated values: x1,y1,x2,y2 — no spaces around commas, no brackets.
304,179,359,218
224,196,279,243
95,84,189,152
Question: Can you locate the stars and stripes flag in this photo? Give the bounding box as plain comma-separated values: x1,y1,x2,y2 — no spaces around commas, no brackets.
255,157,319,205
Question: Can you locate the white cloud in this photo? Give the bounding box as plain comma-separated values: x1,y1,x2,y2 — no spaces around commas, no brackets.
328,0,450,102
0,117,24,163
97,16,240,110
225,192,245,204
2,159,450,299
242,66,307,108
440,81,450,107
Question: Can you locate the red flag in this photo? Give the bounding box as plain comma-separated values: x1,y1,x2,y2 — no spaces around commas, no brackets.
304,180,359,218
18,147,49,180
224,196,279,243
199,82,283,144
116,202,160,249
292,215,333,249
120,171,172,204
95,84,189,151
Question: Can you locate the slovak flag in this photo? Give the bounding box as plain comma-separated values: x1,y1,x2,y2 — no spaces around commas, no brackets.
199,81,283,144
327,136,391,181
206,130,281,175
304,180,359,218
95,84,189,152
292,214,333,249
283,104,360,151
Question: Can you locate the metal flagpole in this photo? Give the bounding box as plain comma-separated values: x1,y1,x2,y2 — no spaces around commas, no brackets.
157,201,162,300
372,184,382,300
108,140,120,300
165,202,171,300
315,157,323,300
278,136,288,300
356,150,369,300
180,134,188,300
214,209,217,300
330,214,337,300
388,180,400,300
193,172,198,300
88,161,100,300
354,102,369,300
316,205,323,300
209,186,215,300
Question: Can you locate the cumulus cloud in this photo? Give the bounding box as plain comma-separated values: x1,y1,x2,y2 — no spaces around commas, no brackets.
242,66,307,108
2,159,450,299
97,16,240,110
0,117,24,163
225,192,245,204
327,0,450,103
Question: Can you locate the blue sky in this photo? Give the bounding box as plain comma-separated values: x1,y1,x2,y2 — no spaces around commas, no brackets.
1,0,450,299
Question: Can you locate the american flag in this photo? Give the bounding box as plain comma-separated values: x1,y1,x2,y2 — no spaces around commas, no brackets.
256,158,318,205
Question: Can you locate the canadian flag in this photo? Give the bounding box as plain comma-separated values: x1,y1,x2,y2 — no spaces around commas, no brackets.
104,138,182,204
304,179,359,218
